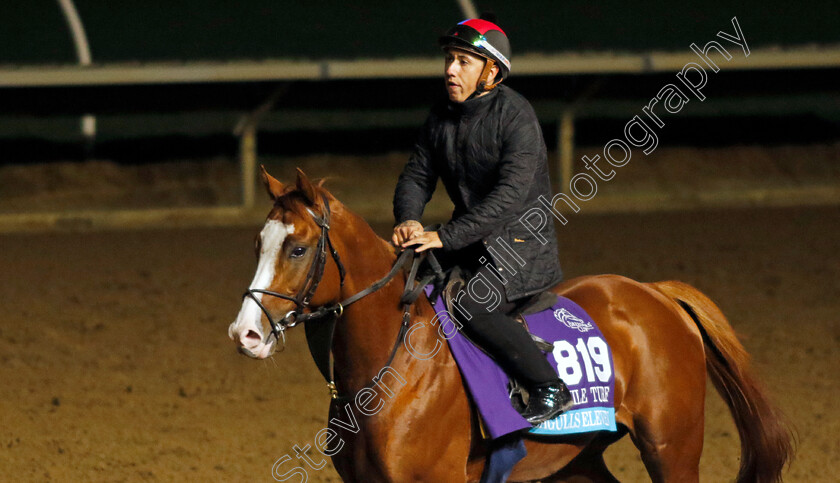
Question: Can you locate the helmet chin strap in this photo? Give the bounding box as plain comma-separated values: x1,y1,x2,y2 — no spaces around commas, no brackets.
467,59,500,101
477,59,500,92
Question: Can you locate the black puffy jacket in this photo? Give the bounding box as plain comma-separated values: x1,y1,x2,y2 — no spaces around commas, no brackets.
393,85,563,300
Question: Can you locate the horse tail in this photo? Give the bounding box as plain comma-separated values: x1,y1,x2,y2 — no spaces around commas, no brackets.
651,280,794,483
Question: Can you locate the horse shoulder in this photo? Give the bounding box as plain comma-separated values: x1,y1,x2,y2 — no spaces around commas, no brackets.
345,295,473,481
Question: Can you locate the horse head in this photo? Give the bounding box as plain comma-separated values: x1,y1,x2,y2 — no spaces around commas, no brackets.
228,166,345,359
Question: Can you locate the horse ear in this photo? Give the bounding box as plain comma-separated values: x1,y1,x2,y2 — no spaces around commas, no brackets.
260,165,285,200
295,168,319,205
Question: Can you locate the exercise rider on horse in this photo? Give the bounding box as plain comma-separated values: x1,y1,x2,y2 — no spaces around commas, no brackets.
392,17,574,425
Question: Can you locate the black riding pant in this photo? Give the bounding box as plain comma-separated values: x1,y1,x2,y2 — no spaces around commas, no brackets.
456,262,558,387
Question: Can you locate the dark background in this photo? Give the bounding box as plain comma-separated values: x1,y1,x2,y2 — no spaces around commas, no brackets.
0,2,838,165
2,1,838,63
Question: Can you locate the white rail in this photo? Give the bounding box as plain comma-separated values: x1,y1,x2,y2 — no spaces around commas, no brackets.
1,45,838,88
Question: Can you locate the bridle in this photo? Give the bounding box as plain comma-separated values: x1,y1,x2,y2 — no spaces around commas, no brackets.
243,192,347,346
241,192,445,399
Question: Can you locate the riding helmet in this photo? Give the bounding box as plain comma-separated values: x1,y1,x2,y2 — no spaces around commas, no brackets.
439,17,511,84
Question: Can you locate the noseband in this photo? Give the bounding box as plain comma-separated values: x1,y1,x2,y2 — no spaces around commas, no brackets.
242,193,347,345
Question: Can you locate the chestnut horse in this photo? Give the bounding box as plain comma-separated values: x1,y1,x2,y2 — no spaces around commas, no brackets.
228,168,793,482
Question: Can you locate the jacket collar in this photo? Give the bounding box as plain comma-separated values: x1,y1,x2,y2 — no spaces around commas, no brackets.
447,86,501,117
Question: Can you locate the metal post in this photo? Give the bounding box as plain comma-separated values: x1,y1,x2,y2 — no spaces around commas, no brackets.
559,110,575,194
233,85,288,211
57,0,96,152
239,125,257,210
455,0,479,19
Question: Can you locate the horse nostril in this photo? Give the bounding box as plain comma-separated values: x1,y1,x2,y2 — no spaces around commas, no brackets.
238,329,262,347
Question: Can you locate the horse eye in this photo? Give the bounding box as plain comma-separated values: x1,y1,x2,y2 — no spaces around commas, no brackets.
290,246,307,258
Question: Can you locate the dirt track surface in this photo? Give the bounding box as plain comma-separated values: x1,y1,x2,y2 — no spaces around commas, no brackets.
1,204,837,482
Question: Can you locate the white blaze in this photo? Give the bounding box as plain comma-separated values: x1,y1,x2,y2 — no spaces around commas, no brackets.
229,220,295,343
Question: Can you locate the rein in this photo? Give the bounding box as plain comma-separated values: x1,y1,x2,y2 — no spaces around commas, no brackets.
242,193,445,399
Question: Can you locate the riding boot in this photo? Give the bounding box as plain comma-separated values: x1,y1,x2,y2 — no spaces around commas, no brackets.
459,311,573,424
519,379,574,425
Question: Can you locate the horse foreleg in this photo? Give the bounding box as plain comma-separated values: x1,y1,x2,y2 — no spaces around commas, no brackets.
330,365,473,481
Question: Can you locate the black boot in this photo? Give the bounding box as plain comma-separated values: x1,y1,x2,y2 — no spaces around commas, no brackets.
520,379,574,425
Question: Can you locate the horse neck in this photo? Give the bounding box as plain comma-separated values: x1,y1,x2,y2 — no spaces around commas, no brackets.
328,206,416,392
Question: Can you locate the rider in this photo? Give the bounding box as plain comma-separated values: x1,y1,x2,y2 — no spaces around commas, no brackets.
392,16,573,425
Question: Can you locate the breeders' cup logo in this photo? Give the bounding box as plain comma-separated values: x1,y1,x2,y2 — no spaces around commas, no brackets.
554,308,594,332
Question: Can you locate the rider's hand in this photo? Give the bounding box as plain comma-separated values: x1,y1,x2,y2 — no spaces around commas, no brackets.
392,220,424,248
401,230,443,253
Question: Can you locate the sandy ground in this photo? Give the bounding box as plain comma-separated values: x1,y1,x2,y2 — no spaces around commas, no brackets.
0,149,838,481
0,207,837,482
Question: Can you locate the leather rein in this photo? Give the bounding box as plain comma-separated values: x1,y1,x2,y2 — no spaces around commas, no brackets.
242,193,444,399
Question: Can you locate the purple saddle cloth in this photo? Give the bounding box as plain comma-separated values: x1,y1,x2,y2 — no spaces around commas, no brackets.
425,286,617,439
